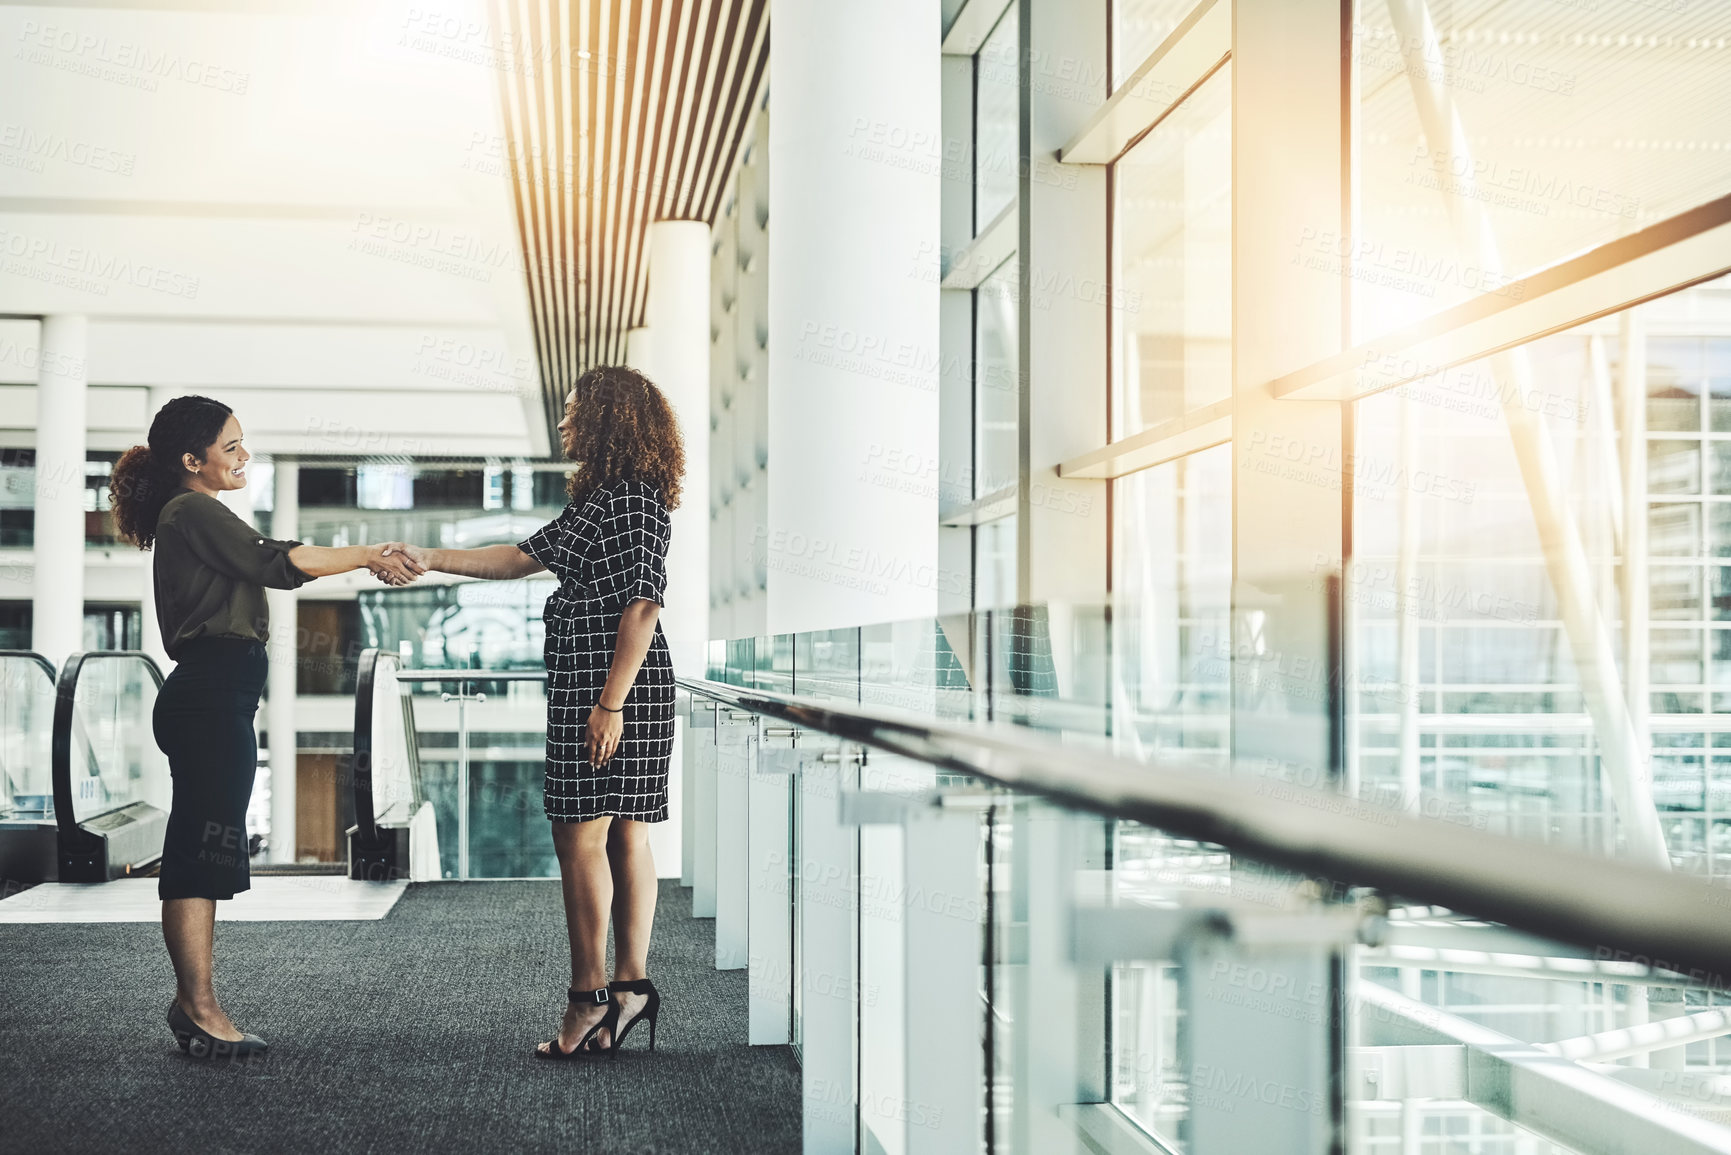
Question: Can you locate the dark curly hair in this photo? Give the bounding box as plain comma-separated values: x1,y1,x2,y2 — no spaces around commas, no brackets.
109,395,234,549
563,365,685,510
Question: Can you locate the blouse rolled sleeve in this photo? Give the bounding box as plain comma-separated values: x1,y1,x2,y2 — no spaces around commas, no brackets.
169,495,313,591
605,485,670,608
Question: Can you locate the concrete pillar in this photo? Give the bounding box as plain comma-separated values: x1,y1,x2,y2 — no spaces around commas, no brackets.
647,220,711,678
266,459,299,863
626,325,654,377
31,315,88,671
767,0,941,635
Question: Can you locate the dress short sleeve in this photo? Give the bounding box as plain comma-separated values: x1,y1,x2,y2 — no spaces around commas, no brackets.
166,493,312,591
517,506,572,576
603,482,670,608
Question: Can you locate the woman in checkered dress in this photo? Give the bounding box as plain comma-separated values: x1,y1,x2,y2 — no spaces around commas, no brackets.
384,364,683,1060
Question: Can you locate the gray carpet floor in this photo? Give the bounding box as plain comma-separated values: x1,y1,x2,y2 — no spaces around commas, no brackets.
0,879,800,1155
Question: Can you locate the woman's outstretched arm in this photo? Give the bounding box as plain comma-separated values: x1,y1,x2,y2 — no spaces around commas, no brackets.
379,542,545,581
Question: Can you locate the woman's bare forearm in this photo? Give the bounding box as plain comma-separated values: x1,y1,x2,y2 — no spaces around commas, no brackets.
598,600,660,710
287,544,378,577
424,544,545,580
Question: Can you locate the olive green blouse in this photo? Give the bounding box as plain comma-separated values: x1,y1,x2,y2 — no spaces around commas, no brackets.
153,490,312,660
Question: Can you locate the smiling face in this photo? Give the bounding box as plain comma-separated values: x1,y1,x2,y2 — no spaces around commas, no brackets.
182,413,250,493
555,389,577,459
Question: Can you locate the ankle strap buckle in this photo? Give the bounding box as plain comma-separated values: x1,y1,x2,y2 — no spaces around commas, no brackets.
570,986,611,1005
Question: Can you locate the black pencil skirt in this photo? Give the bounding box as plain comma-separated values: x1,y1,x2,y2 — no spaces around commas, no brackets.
152,636,268,901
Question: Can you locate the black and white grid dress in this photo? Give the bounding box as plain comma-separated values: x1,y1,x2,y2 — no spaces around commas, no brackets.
518,477,675,823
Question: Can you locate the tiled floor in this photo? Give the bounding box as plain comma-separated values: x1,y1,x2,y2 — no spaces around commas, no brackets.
0,876,408,922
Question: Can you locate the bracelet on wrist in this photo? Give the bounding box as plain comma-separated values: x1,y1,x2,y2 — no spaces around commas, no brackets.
595,701,624,713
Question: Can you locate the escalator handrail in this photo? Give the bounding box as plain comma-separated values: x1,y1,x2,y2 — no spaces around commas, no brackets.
51,650,167,847
350,647,395,845
0,649,58,684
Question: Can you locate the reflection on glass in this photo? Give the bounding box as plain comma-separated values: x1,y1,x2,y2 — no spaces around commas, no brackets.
1353,1,1731,339
975,3,1017,231
1112,63,1229,436
976,258,1019,497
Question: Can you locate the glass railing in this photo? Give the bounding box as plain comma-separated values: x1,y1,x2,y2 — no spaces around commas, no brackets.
354,592,1731,1155
685,600,1731,1155
0,651,57,819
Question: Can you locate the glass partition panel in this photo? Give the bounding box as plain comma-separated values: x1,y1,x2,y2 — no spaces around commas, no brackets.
1352,2,1731,342
66,656,167,823
0,655,57,817
795,628,862,703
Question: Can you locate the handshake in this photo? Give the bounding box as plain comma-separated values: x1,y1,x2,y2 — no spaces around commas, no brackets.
365,541,432,587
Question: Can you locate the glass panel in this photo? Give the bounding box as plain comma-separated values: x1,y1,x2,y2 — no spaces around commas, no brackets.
1111,62,1230,437
974,2,1018,231
1649,439,1701,494
974,514,1018,611
1353,2,1731,341
976,257,1019,497
1111,444,1231,765
0,655,58,817
66,657,169,824
1111,0,1204,90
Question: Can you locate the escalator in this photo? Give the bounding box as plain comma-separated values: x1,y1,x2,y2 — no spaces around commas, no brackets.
347,647,439,881
0,649,170,883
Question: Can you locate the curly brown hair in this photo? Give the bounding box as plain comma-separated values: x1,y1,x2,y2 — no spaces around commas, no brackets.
562,365,685,509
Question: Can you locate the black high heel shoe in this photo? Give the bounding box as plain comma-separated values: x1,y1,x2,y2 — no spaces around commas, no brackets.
167,1001,268,1061
535,986,615,1060
605,978,660,1057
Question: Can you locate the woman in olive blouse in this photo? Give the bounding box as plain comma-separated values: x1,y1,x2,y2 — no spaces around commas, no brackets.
111,395,420,1061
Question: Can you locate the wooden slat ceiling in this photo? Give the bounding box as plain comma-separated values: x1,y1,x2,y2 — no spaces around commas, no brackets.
490,0,768,441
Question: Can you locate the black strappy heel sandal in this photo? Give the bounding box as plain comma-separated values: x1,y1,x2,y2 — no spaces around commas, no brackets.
605,978,660,1057
535,986,615,1060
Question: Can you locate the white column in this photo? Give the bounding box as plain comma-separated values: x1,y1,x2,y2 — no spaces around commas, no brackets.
31,315,89,672
647,220,710,679
626,325,654,376
266,459,299,864
767,0,940,635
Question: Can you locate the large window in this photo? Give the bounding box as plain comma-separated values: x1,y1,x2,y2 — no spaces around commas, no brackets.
1110,62,1230,437
974,2,1018,231
1352,1,1731,341
975,257,1019,498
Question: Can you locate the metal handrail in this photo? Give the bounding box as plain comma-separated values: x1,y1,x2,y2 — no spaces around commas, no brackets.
0,650,57,684
678,675,1731,988
51,650,166,849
